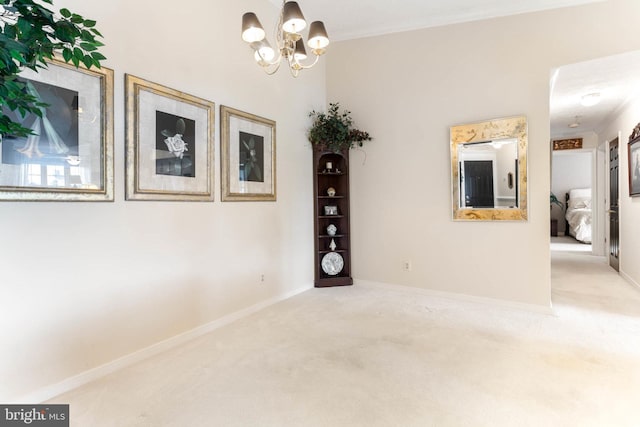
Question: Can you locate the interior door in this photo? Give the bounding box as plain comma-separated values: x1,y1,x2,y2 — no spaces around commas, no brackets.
463,160,494,207
609,137,620,271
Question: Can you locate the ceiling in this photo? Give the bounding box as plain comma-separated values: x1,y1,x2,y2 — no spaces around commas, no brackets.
268,0,640,139
550,51,640,139
284,0,604,41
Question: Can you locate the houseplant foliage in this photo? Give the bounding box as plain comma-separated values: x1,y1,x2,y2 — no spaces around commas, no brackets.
308,102,372,152
0,0,106,138
550,192,563,209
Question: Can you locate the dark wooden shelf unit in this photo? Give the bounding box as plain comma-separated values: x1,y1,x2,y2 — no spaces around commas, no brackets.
313,149,353,287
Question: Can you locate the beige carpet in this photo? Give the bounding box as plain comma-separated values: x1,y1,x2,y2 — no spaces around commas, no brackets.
50,240,640,426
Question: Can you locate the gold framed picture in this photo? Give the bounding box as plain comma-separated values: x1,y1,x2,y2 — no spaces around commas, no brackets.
221,106,276,201
125,74,215,201
0,58,114,201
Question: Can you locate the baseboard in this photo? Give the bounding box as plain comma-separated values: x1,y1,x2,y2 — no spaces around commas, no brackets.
355,279,553,314
13,285,311,404
620,270,640,291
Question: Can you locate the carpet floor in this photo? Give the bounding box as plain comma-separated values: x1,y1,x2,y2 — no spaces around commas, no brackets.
50,239,640,426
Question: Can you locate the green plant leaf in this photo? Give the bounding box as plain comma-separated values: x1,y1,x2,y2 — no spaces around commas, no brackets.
1,1,105,138
79,42,97,51
81,54,93,69
91,52,106,61
62,47,72,62
70,14,84,24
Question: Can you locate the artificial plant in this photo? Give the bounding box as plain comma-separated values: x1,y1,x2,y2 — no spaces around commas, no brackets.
550,192,563,209
308,102,372,152
0,0,105,138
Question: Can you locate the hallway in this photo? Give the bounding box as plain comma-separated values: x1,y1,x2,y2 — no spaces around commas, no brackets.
551,235,640,316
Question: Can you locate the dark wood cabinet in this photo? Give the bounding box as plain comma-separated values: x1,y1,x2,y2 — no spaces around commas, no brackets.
313,148,353,287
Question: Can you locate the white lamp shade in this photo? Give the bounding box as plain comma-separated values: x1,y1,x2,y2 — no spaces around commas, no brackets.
242,13,265,43
308,21,329,49
253,41,276,63
282,1,306,34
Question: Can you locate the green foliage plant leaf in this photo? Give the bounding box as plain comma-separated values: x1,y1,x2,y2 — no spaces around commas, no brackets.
0,0,107,138
307,102,372,152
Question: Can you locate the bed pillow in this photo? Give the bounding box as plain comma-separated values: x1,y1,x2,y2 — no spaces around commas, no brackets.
568,188,591,210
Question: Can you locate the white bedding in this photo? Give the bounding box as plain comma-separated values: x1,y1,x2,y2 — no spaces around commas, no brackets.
565,188,592,243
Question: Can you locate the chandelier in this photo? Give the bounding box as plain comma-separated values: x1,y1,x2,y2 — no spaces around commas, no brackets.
241,1,330,77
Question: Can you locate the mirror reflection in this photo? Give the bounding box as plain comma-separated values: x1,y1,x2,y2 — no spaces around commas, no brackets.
457,138,518,209
450,115,528,221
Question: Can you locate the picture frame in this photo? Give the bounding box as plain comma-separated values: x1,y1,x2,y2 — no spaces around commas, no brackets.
0,58,114,201
628,124,640,197
221,105,276,201
553,138,583,151
324,205,338,215
125,74,215,201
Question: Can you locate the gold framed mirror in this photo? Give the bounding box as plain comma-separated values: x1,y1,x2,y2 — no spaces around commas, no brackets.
450,115,528,221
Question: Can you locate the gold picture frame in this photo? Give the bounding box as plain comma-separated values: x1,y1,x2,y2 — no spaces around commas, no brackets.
450,115,528,221
125,74,215,201
221,106,276,201
0,58,114,201
553,138,583,150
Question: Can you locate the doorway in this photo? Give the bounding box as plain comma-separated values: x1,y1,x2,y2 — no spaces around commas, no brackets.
462,160,494,208
609,137,620,271
551,148,595,256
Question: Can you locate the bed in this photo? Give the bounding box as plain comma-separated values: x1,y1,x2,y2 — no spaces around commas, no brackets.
565,188,592,243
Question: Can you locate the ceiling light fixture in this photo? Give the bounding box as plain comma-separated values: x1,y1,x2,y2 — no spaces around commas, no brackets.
580,92,601,107
241,1,329,77
568,116,581,128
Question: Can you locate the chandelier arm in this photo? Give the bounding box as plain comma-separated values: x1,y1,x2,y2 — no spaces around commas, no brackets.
262,60,283,76
295,54,321,70
288,64,300,78
254,42,283,66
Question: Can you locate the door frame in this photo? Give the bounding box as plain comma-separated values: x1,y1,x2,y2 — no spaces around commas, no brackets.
607,135,620,271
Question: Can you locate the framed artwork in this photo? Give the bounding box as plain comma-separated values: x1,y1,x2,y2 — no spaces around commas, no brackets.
628,124,640,197
553,138,583,150
0,58,114,201
125,74,215,201
221,106,276,201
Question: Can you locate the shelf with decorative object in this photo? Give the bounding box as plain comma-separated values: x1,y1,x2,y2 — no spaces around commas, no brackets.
312,148,352,287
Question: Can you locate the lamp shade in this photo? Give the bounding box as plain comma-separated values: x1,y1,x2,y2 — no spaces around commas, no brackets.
253,40,276,64
294,39,307,61
308,21,329,49
242,12,265,43
282,1,306,34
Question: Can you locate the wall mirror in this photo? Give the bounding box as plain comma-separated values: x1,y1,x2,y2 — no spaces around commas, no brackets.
450,115,528,221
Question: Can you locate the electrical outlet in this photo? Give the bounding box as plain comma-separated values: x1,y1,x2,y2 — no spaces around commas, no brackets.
260,274,265,282
403,261,412,271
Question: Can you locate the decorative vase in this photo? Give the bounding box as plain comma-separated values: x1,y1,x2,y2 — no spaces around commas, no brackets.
327,187,336,197
327,224,337,236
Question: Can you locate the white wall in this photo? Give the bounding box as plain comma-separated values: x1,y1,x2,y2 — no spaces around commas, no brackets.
599,98,640,288
326,0,640,306
0,0,326,401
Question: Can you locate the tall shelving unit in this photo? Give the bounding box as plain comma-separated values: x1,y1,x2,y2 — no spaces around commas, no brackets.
312,148,353,287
